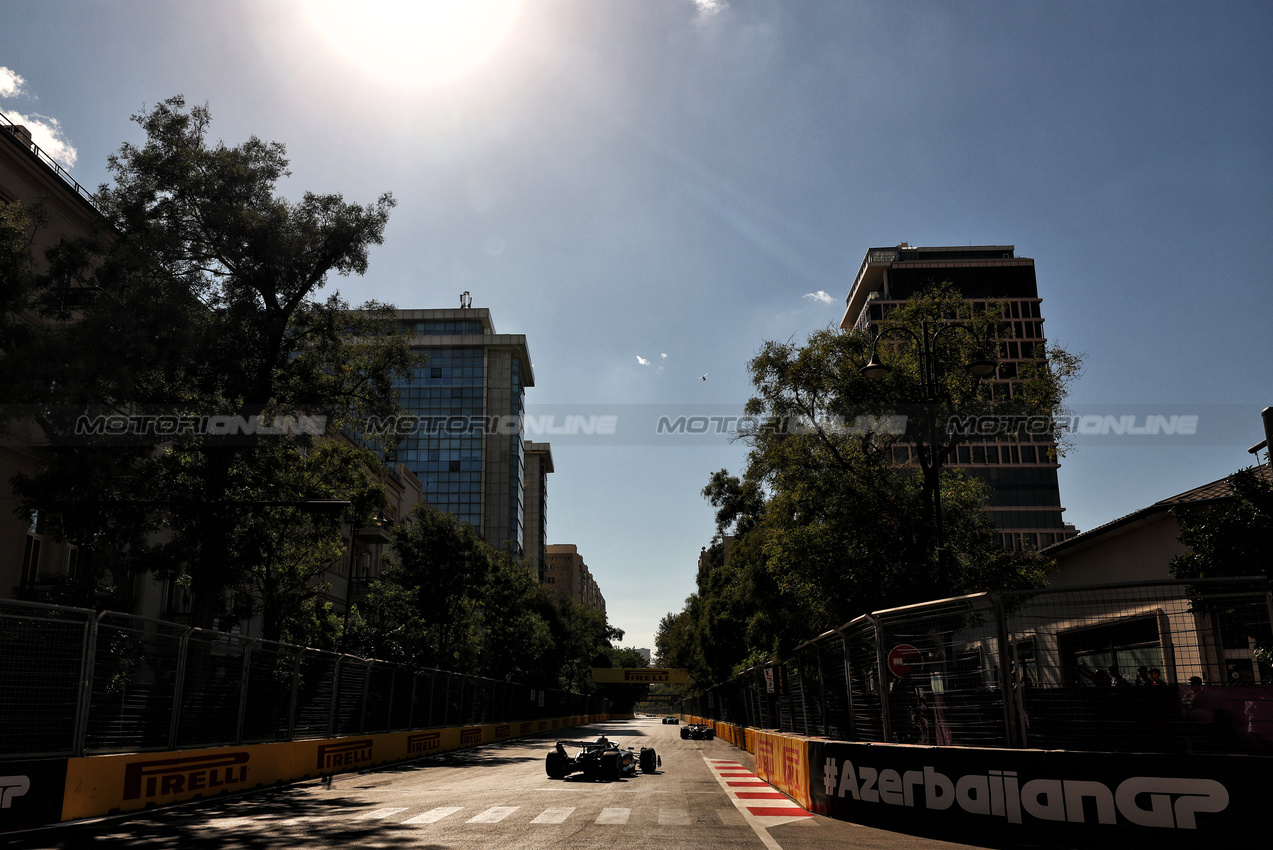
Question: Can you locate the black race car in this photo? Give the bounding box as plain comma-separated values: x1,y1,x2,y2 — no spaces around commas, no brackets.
661,716,679,724
545,736,660,781
680,723,714,740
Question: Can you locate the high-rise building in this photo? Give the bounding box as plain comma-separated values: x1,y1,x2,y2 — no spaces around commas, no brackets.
394,307,534,555
840,244,1077,549
544,544,606,614
522,442,553,579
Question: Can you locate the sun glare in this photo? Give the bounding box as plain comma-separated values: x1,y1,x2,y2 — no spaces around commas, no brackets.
305,0,525,87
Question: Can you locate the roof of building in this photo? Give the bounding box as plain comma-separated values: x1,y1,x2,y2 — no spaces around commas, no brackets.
1043,463,1272,557
839,243,1031,330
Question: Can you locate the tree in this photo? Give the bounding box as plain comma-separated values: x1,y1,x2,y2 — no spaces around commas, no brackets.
1170,466,1273,581
2,97,416,635
349,500,626,692
664,286,1073,673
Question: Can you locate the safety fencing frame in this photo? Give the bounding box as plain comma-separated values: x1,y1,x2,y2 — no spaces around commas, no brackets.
0,598,610,760
677,577,1273,757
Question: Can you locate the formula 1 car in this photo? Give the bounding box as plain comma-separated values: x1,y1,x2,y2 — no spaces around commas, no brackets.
661,716,679,725
680,723,714,740
545,736,660,781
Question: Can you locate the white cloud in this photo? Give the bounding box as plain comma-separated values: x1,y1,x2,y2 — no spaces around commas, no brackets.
0,66,24,98
1,110,78,168
636,355,651,366
0,67,78,169
694,0,726,15
661,353,668,359
803,290,834,304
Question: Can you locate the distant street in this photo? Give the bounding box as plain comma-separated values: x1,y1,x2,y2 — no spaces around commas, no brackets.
9,717,993,850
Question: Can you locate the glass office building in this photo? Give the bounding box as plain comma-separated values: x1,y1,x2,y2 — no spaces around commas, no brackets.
394,309,533,555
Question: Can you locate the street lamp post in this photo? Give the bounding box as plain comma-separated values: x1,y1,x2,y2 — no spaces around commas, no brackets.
861,319,995,590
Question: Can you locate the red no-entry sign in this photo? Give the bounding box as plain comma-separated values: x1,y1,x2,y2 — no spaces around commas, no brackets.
888,644,923,678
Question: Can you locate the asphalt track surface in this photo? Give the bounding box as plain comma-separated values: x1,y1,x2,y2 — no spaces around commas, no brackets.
7,717,997,850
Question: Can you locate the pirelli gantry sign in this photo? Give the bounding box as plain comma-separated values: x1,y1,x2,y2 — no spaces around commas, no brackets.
590,668,690,684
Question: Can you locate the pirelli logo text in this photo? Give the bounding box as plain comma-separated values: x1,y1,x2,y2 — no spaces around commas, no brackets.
407,733,440,755
495,725,511,740
460,727,483,746
317,739,373,772
624,669,672,682
123,753,250,801
519,722,532,736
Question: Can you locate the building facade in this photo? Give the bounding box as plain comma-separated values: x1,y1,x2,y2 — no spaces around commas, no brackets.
394,308,534,556
1,117,104,601
544,543,606,614
840,243,1076,549
522,441,553,579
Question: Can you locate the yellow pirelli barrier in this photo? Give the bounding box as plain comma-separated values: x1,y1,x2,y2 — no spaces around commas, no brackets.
751,730,812,809
56,714,608,824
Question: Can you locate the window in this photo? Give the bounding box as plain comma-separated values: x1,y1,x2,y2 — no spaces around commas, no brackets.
21,511,44,587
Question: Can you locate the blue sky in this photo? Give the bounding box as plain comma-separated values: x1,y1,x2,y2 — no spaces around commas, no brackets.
4,0,1272,653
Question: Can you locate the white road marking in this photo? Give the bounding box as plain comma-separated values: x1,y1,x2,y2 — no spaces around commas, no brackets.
403,806,463,824
658,808,691,825
595,807,630,824
531,806,575,824
703,755,807,850
354,807,409,820
466,806,519,823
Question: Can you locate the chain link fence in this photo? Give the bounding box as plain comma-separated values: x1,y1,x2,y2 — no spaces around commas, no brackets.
678,578,1273,756
0,599,609,759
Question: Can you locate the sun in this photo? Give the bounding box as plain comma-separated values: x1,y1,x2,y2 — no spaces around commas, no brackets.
304,0,525,87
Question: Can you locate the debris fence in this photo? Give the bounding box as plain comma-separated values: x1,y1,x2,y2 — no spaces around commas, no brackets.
0,599,608,759
677,578,1273,755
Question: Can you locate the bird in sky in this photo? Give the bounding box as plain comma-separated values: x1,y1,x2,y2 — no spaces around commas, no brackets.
699,373,708,381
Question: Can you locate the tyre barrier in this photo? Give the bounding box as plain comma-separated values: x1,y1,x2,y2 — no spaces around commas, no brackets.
0,714,613,833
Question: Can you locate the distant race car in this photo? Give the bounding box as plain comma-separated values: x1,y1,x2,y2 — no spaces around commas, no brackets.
545,736,660,781
661,716,679,725
680,723,714,740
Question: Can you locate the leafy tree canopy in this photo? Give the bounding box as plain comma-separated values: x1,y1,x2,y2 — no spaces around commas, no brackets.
2,97,417,637
347,501,627,694
1170,466,1273,581
660,286,1076,684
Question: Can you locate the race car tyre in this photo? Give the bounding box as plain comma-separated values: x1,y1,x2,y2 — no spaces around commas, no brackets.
639,748,657,774
545,751,568,779
680,729,689,739
601,752,621,782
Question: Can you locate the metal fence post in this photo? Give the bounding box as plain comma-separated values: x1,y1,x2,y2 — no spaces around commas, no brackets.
839,628,858,741
813,645,829,737
991,594,1020,748
327,655,343,738
868,614,891,742
235,639,256,745
796,658,811,735
287,649,304,742
358,660,371,733
167,627,194,750
73,611,106,757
